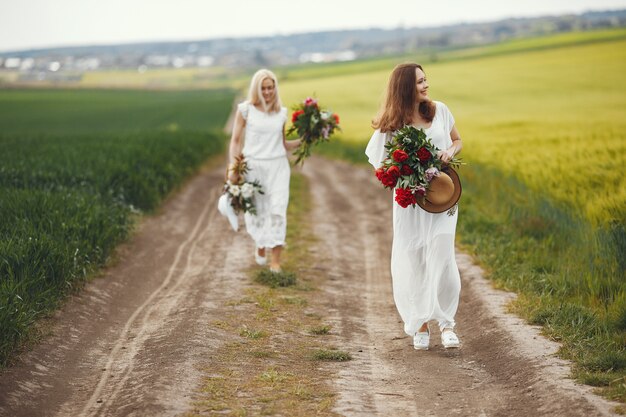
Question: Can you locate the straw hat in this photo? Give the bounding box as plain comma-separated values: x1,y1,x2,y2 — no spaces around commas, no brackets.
416,167,462,213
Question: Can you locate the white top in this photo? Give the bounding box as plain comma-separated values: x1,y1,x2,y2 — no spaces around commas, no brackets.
238,101,288,160
365,101,455,168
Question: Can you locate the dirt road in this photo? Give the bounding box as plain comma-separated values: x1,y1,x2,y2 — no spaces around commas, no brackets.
0,157,618,416
302,157,617,417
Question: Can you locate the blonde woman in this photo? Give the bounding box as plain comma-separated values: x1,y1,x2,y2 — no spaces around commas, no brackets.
228,69,301,272
366,63,463,350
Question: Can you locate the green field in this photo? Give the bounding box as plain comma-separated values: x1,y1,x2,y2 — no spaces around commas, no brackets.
279,29,626,404
280,33,626,225
0,88,235,365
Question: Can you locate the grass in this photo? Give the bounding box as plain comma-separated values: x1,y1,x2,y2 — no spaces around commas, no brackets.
282,172,319,273
240,327,268,340
254,269,297,288
0,88,234,134
258,368,289,384
309,325,332,335
80,66,251,90
280,295,307,306
311,349,353,362
0,88,235,366
442,27,626,61
278,29,626,405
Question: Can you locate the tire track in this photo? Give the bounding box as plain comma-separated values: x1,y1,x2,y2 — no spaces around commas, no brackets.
81,188,220,416
97,194,224,414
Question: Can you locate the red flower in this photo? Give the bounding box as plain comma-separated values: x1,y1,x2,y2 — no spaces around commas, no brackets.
332,113,340,124
304,97,318,107
392,149,409,163
376,166,399,188
291,109,305,123
400,164,413,176
381,172,397,188
375,167,385,181
417,147,431,163
395,187,417,208
387,165,400,179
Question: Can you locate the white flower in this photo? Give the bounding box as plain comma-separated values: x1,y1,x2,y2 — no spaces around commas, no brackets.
320,111,329,120
229,184,241,197
241,182,255,199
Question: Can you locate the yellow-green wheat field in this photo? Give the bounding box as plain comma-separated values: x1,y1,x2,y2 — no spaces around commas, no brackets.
280,33,626,225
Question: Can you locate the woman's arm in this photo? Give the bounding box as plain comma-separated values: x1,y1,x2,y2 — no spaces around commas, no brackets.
438,125,463,164
227,111,245,181
282,124,302,151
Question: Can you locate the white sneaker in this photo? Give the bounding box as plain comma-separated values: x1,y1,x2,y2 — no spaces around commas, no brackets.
254,248,266,265
413,329,430,350
441,329,460,349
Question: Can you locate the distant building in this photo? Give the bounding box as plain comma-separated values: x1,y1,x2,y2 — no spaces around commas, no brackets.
4,57,21,69
299,50,356,64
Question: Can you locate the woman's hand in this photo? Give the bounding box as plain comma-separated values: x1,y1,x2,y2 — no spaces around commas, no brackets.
284,138,302,152
437,147,456,164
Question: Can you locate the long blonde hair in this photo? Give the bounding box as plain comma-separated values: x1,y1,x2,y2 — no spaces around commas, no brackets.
372,63,435,132
246,69,282,113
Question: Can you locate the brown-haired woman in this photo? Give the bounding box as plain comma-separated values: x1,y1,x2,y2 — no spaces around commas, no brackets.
365,63,463,350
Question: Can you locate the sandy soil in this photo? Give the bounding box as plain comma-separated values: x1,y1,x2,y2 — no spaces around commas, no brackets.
0,156,619,417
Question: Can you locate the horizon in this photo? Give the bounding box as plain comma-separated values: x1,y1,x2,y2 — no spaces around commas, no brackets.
1,0,625,54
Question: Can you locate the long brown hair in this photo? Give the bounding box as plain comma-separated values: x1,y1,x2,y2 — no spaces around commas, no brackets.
372,63,436,132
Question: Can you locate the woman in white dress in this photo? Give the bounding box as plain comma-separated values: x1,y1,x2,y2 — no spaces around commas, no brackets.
366,63,463,350
227,69,301,272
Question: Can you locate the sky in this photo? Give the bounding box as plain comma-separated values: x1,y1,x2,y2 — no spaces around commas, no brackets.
0,0,625,53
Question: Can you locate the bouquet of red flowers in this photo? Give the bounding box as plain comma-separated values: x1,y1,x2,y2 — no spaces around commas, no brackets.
287,97,341,165
375,126,463,208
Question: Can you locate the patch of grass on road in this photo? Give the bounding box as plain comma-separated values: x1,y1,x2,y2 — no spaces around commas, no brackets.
239,327,268,340
309,325,332,335
312,349,352,362
254,269,297,288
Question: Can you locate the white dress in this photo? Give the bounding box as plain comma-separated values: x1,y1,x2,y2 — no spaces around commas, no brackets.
238,101,290,249
365,101,461,336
